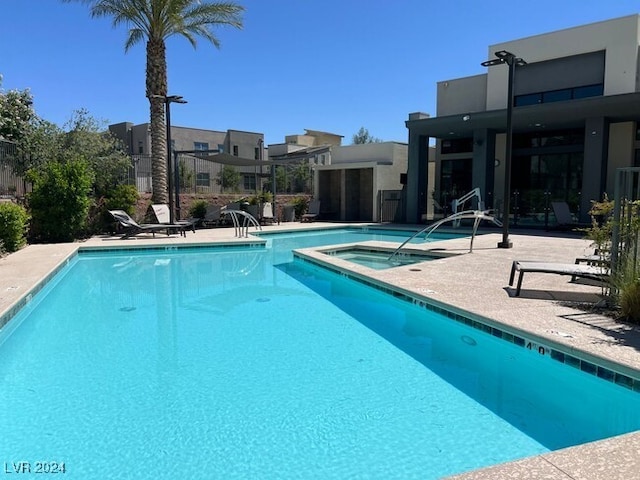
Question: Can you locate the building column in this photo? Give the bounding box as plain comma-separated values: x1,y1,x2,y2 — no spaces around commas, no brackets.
471,129,496,209
406,130,429,223
582,117,609,222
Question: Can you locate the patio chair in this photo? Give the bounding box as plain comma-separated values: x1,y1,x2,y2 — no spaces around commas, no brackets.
203,205,222,227
508,260,609,297
301,200,320,222
150,204,196,233
109,210,186,239
261,202,275,224
551,201,578,228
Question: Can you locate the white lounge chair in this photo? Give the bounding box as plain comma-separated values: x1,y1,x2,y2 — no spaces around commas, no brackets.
509,260,609,296
151,204,196,233
261,202,275,224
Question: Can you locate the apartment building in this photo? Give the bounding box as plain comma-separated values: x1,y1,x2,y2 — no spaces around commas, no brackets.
109,122,266,194
405,14,640,224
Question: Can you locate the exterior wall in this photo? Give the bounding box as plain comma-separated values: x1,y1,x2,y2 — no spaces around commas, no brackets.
170,126,226,152
331,141,406,165
284,130,342,147
226,130,264,159
267,143,307,157
607,122,636,194
437,75,487,116
486,15,640,109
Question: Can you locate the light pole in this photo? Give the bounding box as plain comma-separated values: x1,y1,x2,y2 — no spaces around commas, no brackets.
164,95,187,222
481,50,526,249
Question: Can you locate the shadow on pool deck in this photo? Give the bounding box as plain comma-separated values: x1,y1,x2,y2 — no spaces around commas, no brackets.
1,222,640,480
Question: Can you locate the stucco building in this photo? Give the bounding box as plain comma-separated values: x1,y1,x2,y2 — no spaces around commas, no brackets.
405,14,640,225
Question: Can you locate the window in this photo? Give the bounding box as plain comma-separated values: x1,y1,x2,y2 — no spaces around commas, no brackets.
254,147,260,160
170,139,175,151
194,142,209,151
243,174,256,191
515,93,542,106
573,84,604,99
138,141,143,154
440,138,473,154
233,145,239,156
217,144,225,153
542,89,571,103
515,84,603,107
440,158,472,200
196,172,210,187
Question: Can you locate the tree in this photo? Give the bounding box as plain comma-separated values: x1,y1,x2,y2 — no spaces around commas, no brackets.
0,87,35,142
352,127,382,144
216,164,240,192
66,0,244,203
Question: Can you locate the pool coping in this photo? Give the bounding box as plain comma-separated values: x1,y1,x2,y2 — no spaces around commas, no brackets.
2,224,640,480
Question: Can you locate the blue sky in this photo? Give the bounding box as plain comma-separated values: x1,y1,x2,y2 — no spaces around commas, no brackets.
1,1,639,145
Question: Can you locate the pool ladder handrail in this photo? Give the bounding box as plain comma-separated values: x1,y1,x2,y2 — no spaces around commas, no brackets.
388,209,502,260
224,209,262,237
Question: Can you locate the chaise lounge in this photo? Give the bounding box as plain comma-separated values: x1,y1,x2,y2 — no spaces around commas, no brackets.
109,210,187,239
301,200,320,222
509,260,609,297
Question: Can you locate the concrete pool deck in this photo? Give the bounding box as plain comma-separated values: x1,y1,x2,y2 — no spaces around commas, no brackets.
1,222,639,479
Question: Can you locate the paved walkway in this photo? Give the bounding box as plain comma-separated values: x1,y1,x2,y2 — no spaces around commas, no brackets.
1,223,639,479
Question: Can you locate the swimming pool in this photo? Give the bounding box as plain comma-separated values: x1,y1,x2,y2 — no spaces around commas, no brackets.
1,236,639,479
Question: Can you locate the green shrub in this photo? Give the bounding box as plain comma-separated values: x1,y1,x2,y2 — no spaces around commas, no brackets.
104,185,139,215
291,196,309,219
619,279,640,322
27,159,94,242
189,200,207,219
0,202,29,252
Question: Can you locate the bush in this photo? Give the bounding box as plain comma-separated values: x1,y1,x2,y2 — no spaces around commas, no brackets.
104,184,139,215
27,159,94,242
291,196,309,219
0,202,29,252
189,200,207,219
619,279,640,322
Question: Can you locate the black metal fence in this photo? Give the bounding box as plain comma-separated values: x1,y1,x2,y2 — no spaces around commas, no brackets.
0,144,313,199
0,140,29,198
379,190,404,223
124,153,313,196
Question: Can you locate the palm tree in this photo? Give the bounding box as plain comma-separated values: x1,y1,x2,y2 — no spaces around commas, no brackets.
65,0,244,203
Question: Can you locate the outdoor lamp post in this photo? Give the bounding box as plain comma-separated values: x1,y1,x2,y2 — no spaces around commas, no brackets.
164,95,187,222
481,50,526,249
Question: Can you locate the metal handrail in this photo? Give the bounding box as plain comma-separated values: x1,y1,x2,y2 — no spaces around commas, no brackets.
224,209,262,237
388,209,502,260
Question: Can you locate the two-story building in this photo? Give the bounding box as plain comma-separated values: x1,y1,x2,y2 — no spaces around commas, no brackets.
109,122,266,194
405,14,640,225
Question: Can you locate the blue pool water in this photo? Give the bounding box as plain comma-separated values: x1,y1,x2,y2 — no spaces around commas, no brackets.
257,227,463,265
1,235,639,479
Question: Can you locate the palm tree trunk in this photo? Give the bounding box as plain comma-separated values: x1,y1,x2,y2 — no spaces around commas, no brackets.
146,38,168,204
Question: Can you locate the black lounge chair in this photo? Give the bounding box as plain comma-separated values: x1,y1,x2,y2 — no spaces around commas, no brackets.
509,260,609,296
301,200,320,222
109,210,186,239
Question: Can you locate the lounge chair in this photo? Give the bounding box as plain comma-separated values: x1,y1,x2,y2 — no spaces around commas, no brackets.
150,204,196,233
509,260,609,297
551,201,577,228
203,205,222,227
261,202,275,224
109,210,186,239
301,200,320,222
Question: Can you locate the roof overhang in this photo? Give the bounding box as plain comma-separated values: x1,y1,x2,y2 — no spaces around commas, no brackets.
406,92,640,139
